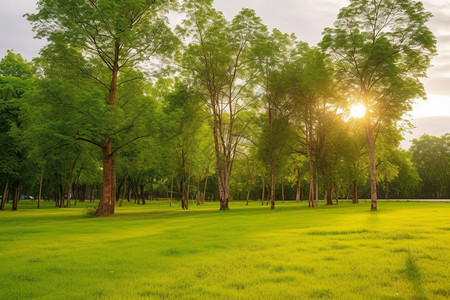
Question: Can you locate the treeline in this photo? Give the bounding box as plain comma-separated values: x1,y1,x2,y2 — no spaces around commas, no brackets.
0,0,445,215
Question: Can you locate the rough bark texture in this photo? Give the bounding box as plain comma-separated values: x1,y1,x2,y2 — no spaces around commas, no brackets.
97,140,113,216
96,41,119,217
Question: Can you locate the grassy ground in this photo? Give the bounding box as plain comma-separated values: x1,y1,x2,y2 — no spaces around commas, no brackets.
0,199,449,299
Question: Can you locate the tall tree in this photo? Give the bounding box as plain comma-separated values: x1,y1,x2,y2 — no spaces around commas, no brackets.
0,51,35,211
27,0,177,216
177,1,266,210
321,0,437,210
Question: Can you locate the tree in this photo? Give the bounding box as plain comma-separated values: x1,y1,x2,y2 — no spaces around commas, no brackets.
0,51,35,211
321,0,437,210
177,1,266,210
27,0,177,216
410,134,449,198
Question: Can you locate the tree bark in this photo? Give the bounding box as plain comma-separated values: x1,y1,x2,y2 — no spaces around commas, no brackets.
261,176,265,206
12,184,19,211
352,180,359,204
97,41,119,217
97,141,113,216
326,183,333,205
246,176,253,206
1,179,8,211
119,174,127,207
140,184,146,205
365,107,377,210
202,176,208,204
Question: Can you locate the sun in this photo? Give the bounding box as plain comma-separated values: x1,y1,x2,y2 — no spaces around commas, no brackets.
349,103,366,119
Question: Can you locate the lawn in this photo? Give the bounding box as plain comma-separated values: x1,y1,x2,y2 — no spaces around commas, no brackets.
0,200,449,299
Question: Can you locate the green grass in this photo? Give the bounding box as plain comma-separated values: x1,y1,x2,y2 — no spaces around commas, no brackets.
1,199,449,299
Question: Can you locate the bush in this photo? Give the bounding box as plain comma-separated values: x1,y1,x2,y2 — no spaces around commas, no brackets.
83,207,98,217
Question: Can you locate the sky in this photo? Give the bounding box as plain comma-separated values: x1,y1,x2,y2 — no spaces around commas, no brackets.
1,0,449,121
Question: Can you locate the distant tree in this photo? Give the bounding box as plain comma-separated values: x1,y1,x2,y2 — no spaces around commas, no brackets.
0,51,35,211
410,134,449,198
321,0,437,210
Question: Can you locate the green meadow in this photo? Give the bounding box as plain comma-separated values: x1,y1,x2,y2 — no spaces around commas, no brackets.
0,200,449,299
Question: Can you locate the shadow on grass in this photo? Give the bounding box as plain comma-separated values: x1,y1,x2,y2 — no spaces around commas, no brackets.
403,250,426,300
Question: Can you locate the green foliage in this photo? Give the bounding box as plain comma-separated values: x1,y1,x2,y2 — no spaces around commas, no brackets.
410,134,450,198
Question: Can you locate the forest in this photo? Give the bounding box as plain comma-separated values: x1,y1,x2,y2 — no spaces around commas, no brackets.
1,0,448,217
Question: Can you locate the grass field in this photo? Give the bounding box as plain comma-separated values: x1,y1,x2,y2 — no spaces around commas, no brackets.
1,199,449,299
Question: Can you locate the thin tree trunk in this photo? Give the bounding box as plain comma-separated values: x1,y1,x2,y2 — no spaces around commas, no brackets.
1,179,8,211
187,162,191,206
140,184,146,205
365,107,377,210
110,153,117,212
170,172,174,206
67,163,74,208
315,182,319,206
326,183,333,205
334,183,339,205
12,184,19,211
38,171,43,209
261,176,265,206
119,175,127,207
352,180,359,203
202,176,208,204
246,176,253,206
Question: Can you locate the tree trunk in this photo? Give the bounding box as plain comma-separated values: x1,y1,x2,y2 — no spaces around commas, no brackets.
181,149,188,210
315,182,319,206
38,172,43,209
170,173,174,206
140,184,146,205
97,142,113,216
67,163,74,208
119,175,127,207
261,176,265,206
12,184,19,211
149,179,154,200
352,180,359,204
326,183,333,205
366,110,377,210
246,176,253,206
334,183,339,205
202,176,208,205
97,41,119,216
296,168,301,202
110,153,117,212
270,152,276,210
282,181,285,203
1,179,8,211
187,162,191,205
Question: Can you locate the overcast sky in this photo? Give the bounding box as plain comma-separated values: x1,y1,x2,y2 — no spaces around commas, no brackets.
1,0,449,119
